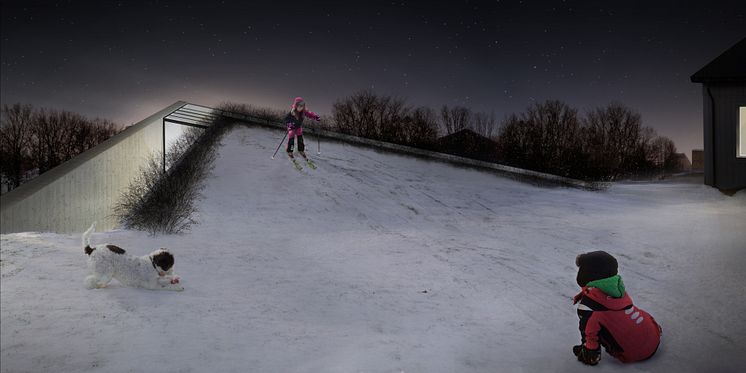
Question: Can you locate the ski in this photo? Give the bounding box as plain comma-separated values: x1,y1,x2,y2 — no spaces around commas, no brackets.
288,154,303,171
298,152,317,170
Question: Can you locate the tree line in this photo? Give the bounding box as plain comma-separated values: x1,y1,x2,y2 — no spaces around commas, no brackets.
325,90,678,181
497,100,677,180
0,103,120,192
2,94,676,189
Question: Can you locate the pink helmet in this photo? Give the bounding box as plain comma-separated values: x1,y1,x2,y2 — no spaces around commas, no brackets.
291,97,305,110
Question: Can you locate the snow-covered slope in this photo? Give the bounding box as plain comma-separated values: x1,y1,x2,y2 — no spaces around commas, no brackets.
2,125,745,373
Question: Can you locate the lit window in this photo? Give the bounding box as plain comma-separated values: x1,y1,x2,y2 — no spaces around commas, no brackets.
740,107,746,158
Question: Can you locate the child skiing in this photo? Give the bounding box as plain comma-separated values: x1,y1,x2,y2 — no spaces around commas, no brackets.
572,251,662,366
285,96,320,169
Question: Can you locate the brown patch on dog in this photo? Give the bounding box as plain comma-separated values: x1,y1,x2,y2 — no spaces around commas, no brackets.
106,245,126,254
84,245,95,255
152,250,174,271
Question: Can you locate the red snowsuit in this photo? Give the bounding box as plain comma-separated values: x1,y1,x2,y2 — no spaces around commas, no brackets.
574,286,662,363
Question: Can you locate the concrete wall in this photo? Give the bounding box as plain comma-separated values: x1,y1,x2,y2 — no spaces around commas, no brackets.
0,101,186,234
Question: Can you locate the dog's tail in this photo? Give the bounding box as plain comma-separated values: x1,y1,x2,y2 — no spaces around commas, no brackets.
83,222,96,255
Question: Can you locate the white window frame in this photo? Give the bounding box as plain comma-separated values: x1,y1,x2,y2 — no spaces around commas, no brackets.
739,106,746,158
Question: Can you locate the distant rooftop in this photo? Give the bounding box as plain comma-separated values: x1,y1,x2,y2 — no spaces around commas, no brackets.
691,37,746,83
437,128,495,142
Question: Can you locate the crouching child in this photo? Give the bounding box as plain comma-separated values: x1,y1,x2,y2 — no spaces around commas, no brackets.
572,251,662,366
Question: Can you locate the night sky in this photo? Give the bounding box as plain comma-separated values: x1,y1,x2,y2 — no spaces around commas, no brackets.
2,1,745,157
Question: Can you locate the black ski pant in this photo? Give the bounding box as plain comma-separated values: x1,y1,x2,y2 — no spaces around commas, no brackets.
287,135,305,153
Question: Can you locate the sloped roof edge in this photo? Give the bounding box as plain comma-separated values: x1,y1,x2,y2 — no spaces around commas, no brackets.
691,37,746,83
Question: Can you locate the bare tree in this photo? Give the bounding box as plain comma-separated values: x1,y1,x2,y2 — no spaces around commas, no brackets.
661,137,678,171
440,105,472,135
30,108,65,173
377,95,409,143
331,90,416,145
471,111,498,139
219,102,285,122
648,136,677,171
582,102,644,178
89,118,119,148
0,104,33,190
497,113,529,161
496,100,581,176
1,104,121,193
497,100,680,180
59,111,87,161
402,106,438,148
27,109,120,173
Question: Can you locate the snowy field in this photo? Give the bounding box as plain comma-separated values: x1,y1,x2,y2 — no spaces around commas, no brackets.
2,124,745,373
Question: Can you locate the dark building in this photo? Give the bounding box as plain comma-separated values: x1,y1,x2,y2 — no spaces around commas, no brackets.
436,129,500,163
691,149,704,171
672,153,692,172
690,38,746,191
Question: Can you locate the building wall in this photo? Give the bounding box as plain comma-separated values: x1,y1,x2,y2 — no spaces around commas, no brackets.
703,86,715,185
691,149,704,171
708,83,746,190
0,101,186,234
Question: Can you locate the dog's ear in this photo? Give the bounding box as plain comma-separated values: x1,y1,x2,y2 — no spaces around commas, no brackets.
153,250,174,271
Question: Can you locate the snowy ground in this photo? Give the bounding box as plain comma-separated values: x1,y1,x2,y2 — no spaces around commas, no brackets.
2,124,745,373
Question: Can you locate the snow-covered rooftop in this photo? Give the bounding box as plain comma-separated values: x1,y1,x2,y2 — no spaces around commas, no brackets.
2,125,745,372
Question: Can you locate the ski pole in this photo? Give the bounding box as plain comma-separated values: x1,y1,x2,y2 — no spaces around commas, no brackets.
316,127,321,155
271,131,288,159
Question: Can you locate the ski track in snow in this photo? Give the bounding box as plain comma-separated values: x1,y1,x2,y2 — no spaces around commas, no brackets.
2,125,746,373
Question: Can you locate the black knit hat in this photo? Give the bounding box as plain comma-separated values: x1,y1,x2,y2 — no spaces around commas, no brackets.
575,251,618,287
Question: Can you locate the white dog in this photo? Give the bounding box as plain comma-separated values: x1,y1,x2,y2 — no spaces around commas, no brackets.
82,223,184,291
